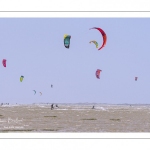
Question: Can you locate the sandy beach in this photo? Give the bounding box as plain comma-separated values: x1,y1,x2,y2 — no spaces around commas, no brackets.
0,104,149,132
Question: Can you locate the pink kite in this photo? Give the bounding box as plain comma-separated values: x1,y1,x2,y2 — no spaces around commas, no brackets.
2,59,6,67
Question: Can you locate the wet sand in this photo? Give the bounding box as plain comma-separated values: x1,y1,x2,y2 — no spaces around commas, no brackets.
0,104,150,132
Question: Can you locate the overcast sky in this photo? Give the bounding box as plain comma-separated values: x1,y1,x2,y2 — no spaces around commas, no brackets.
0,18,150,104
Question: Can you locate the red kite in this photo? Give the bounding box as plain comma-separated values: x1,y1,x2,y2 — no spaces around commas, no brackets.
90,27,107,50
96,69,102,79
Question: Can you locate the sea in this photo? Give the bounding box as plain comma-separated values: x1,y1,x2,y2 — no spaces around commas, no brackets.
0,103,150,132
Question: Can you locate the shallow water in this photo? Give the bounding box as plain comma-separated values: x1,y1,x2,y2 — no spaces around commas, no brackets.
0,104,150,132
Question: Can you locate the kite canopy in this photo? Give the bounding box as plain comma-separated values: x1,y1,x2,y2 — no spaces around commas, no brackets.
135,77,138,81
20,76,24,82
33,90,36,95
39,92,42,96
2,59,6,67
64,34,71,49
90,27,107,50
95,69,102,79
89,40,98,48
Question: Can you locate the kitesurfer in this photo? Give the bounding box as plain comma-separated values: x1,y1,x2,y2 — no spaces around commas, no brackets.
92,106,95,109
51,104,54,110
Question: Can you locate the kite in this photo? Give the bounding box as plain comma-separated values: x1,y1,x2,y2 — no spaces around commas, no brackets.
89,40,98,48
95,69,102,79
39,92,42,96
64,34,71,48
2,59,6,67
20,76,24,82
89,27,107,50
33,90,36,95
135,77,138,81
51,85,53,88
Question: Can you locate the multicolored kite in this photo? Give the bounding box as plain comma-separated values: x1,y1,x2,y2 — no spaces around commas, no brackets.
64,34,71,48
20,76,24,82
89,40,98,48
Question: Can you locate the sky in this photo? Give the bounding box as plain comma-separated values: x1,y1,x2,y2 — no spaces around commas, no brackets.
0,18,150,104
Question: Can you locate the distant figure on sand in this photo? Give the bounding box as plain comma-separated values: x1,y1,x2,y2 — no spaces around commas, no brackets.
51,104,54,110
56,104,59,108
92,106,95,109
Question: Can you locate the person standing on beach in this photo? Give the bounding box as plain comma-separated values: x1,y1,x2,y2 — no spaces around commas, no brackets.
92,106,95,109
